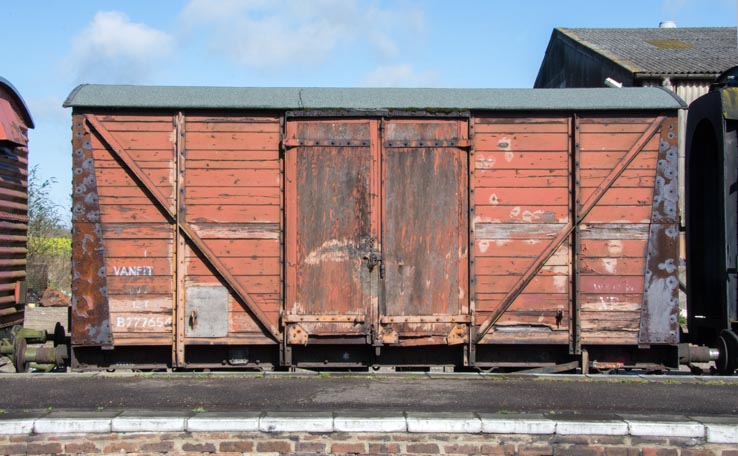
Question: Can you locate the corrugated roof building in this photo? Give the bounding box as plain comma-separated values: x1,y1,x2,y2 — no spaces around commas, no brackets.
535,26,737,92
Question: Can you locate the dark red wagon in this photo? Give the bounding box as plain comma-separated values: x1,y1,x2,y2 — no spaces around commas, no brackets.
0,77,33,332
64,85,687,371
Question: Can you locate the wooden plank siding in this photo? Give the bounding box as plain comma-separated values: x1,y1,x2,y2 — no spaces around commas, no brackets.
473,116,571,344
577,117,657,345
473,114,666,347
90,114,282,347
183,115,281,341
92,115,175,344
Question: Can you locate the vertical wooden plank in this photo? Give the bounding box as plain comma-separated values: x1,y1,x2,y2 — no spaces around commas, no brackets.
370,119,381,345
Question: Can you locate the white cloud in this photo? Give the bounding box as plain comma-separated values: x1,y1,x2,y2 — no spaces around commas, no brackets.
66,11,174,83
361,64,440,87
27,97,67,125
179,0,424,70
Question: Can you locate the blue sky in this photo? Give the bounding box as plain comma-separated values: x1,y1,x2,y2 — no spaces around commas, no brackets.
3,0,736,220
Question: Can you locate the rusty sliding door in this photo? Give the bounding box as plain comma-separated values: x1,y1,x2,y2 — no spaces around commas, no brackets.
284,119,380,344
379,119,470,346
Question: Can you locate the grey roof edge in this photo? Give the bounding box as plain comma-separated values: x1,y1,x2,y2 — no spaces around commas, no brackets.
655,86,688,109
63,84,684,112
555,28,641,74
0,77,34,128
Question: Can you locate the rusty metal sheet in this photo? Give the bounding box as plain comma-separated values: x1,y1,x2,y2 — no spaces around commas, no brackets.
285,120,375,340
639,117,680,344
71,115,113,346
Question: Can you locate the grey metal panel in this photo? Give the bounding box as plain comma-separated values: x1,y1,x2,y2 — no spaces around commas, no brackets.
64,85,685,111
185,286,229,338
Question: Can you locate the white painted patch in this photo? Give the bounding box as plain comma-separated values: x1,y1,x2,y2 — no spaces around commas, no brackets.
458,287,465,300
607,240,623,256
495,239,511,246
478,240,490,253
504,151,514,162
489,193,499,205
602,258,618,274
553,276,568,293
521,210,545,223
497,137,512,151
304,239,351,265
658,258,676,273
476,154,496,169
509,206,521,217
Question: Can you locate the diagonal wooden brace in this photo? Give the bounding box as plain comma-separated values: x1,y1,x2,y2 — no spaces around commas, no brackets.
475,116,666,342
85,115,280,341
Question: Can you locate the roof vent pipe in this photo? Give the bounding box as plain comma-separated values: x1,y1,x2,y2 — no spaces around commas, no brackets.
659,21,677,28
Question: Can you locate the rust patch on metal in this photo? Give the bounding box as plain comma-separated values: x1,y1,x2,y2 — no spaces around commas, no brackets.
71,115,112,346
446,324,468,345
639,117,680,344
287,324,309,345
380,327,399,345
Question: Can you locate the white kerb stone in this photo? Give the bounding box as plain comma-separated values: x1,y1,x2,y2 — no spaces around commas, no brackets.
259,414,334,433
334,415,407,433
34,417,111,434
626,420,705,438
556,420,628,436
0,419,34,435
111,416,187,433
481,417,555,435
406,415,481,434
187,413,260,432
705,423,738,444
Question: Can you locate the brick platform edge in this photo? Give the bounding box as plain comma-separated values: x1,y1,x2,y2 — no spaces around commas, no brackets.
0,412,735,455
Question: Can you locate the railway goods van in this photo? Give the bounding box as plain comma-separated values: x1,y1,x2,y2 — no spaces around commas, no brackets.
0,78,33,333
63,85,697,372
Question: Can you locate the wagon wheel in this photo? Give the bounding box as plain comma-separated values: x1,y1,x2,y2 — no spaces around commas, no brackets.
53,322,66,347
13,338,29,373
716,329,738,375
